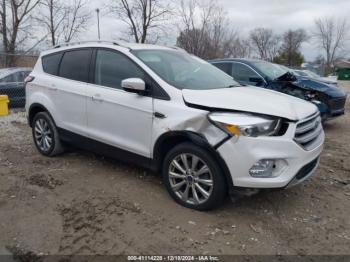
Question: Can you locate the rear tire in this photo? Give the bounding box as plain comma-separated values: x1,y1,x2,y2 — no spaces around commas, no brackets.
32,112,64,157
162,143,227,211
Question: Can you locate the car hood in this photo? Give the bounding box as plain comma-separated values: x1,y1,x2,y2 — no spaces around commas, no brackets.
319,77,337,84
294,76,337,85
182,86,317,121
293,78,346,97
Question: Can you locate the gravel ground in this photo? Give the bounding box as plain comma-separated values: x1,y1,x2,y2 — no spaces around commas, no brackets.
0,82,349,257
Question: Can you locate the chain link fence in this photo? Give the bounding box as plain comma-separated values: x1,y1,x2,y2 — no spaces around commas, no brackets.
0,53,38,69
0,53,38,108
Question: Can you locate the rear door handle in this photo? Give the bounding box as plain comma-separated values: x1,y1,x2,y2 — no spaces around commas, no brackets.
92,94,104,102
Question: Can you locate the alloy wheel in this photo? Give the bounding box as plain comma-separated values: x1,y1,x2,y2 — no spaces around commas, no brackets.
34,118,53,152
168,153,214,205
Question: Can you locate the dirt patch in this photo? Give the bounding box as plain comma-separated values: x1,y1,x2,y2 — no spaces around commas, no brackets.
11,120,28,129
58,197,141,254
6,246,42,262
27,174,64,190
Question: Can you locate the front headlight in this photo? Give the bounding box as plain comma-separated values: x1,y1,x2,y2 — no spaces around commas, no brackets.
208,112,281,137
305,91,316,100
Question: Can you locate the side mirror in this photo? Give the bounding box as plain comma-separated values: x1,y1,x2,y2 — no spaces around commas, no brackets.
122,78,146,94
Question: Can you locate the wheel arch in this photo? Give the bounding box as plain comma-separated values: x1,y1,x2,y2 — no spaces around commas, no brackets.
152,131,234,191
28,103,54,127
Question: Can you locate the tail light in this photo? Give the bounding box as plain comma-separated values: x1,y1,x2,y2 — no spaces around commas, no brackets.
24,76,35,83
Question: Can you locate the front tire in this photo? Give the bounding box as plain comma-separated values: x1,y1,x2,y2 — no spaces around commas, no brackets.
162,143,227,211
32,112,64,157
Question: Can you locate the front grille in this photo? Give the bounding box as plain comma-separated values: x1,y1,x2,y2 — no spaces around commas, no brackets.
295,157,319,180
329,97,346,111
294,112,323,150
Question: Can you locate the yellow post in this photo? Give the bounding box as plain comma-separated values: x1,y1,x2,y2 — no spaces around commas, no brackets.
0,95,9,116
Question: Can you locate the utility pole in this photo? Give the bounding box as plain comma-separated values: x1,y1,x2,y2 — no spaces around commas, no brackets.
96,8,101,40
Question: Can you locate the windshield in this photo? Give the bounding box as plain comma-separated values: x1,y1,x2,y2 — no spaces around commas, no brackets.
132,49,240,90
305,70,320,78
250,61,289,80
293,70,308,77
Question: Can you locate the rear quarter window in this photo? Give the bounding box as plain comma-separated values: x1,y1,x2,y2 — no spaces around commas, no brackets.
59,49,92,82
42,53,63,75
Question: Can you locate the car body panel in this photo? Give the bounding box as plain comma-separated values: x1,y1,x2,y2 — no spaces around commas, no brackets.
218,129,324,188
288,78,343,97
151,98,228,155
86,82,154,157
182,86,317,121
293,69,338,85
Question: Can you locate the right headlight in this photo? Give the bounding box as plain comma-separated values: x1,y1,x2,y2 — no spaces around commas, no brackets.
208,112,281,137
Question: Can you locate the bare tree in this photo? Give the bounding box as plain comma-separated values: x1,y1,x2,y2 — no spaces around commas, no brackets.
177,0,208,57
178,0,223,58
0,0,41,65
36,0,65,46
177,0,247,59
108,0,172,43
0,0,7,52
223,37,252,58
249,28,280,61
314,17,349,71
62,0,91,43
204,2,228,58
177,28,211,58
279,29,308,66
37,0,90,46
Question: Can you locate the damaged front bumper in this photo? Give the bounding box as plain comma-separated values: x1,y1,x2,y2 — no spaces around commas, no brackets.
216,122,325,189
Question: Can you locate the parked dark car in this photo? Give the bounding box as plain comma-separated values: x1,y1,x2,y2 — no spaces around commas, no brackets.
0,67,32,108
210,59,347,121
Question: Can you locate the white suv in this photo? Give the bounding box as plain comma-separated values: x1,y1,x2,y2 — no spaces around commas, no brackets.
26,41,324,210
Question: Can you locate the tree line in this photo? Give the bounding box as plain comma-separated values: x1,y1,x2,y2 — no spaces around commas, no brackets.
174,0,348,73
1,0,349,73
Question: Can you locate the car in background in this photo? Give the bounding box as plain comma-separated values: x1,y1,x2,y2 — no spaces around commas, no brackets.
293,69,338,86
210,59,347,121
0,67,32,108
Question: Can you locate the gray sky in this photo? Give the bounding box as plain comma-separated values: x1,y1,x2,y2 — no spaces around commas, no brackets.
86,0,350,61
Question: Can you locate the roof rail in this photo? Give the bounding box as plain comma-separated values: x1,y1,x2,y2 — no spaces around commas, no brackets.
54,40,130,49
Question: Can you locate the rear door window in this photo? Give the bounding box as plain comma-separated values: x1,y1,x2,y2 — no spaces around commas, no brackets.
59,49,92,82
42,53,63,75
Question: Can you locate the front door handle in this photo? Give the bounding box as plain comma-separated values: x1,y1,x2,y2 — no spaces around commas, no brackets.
154,112,166,119
92,94,104,102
